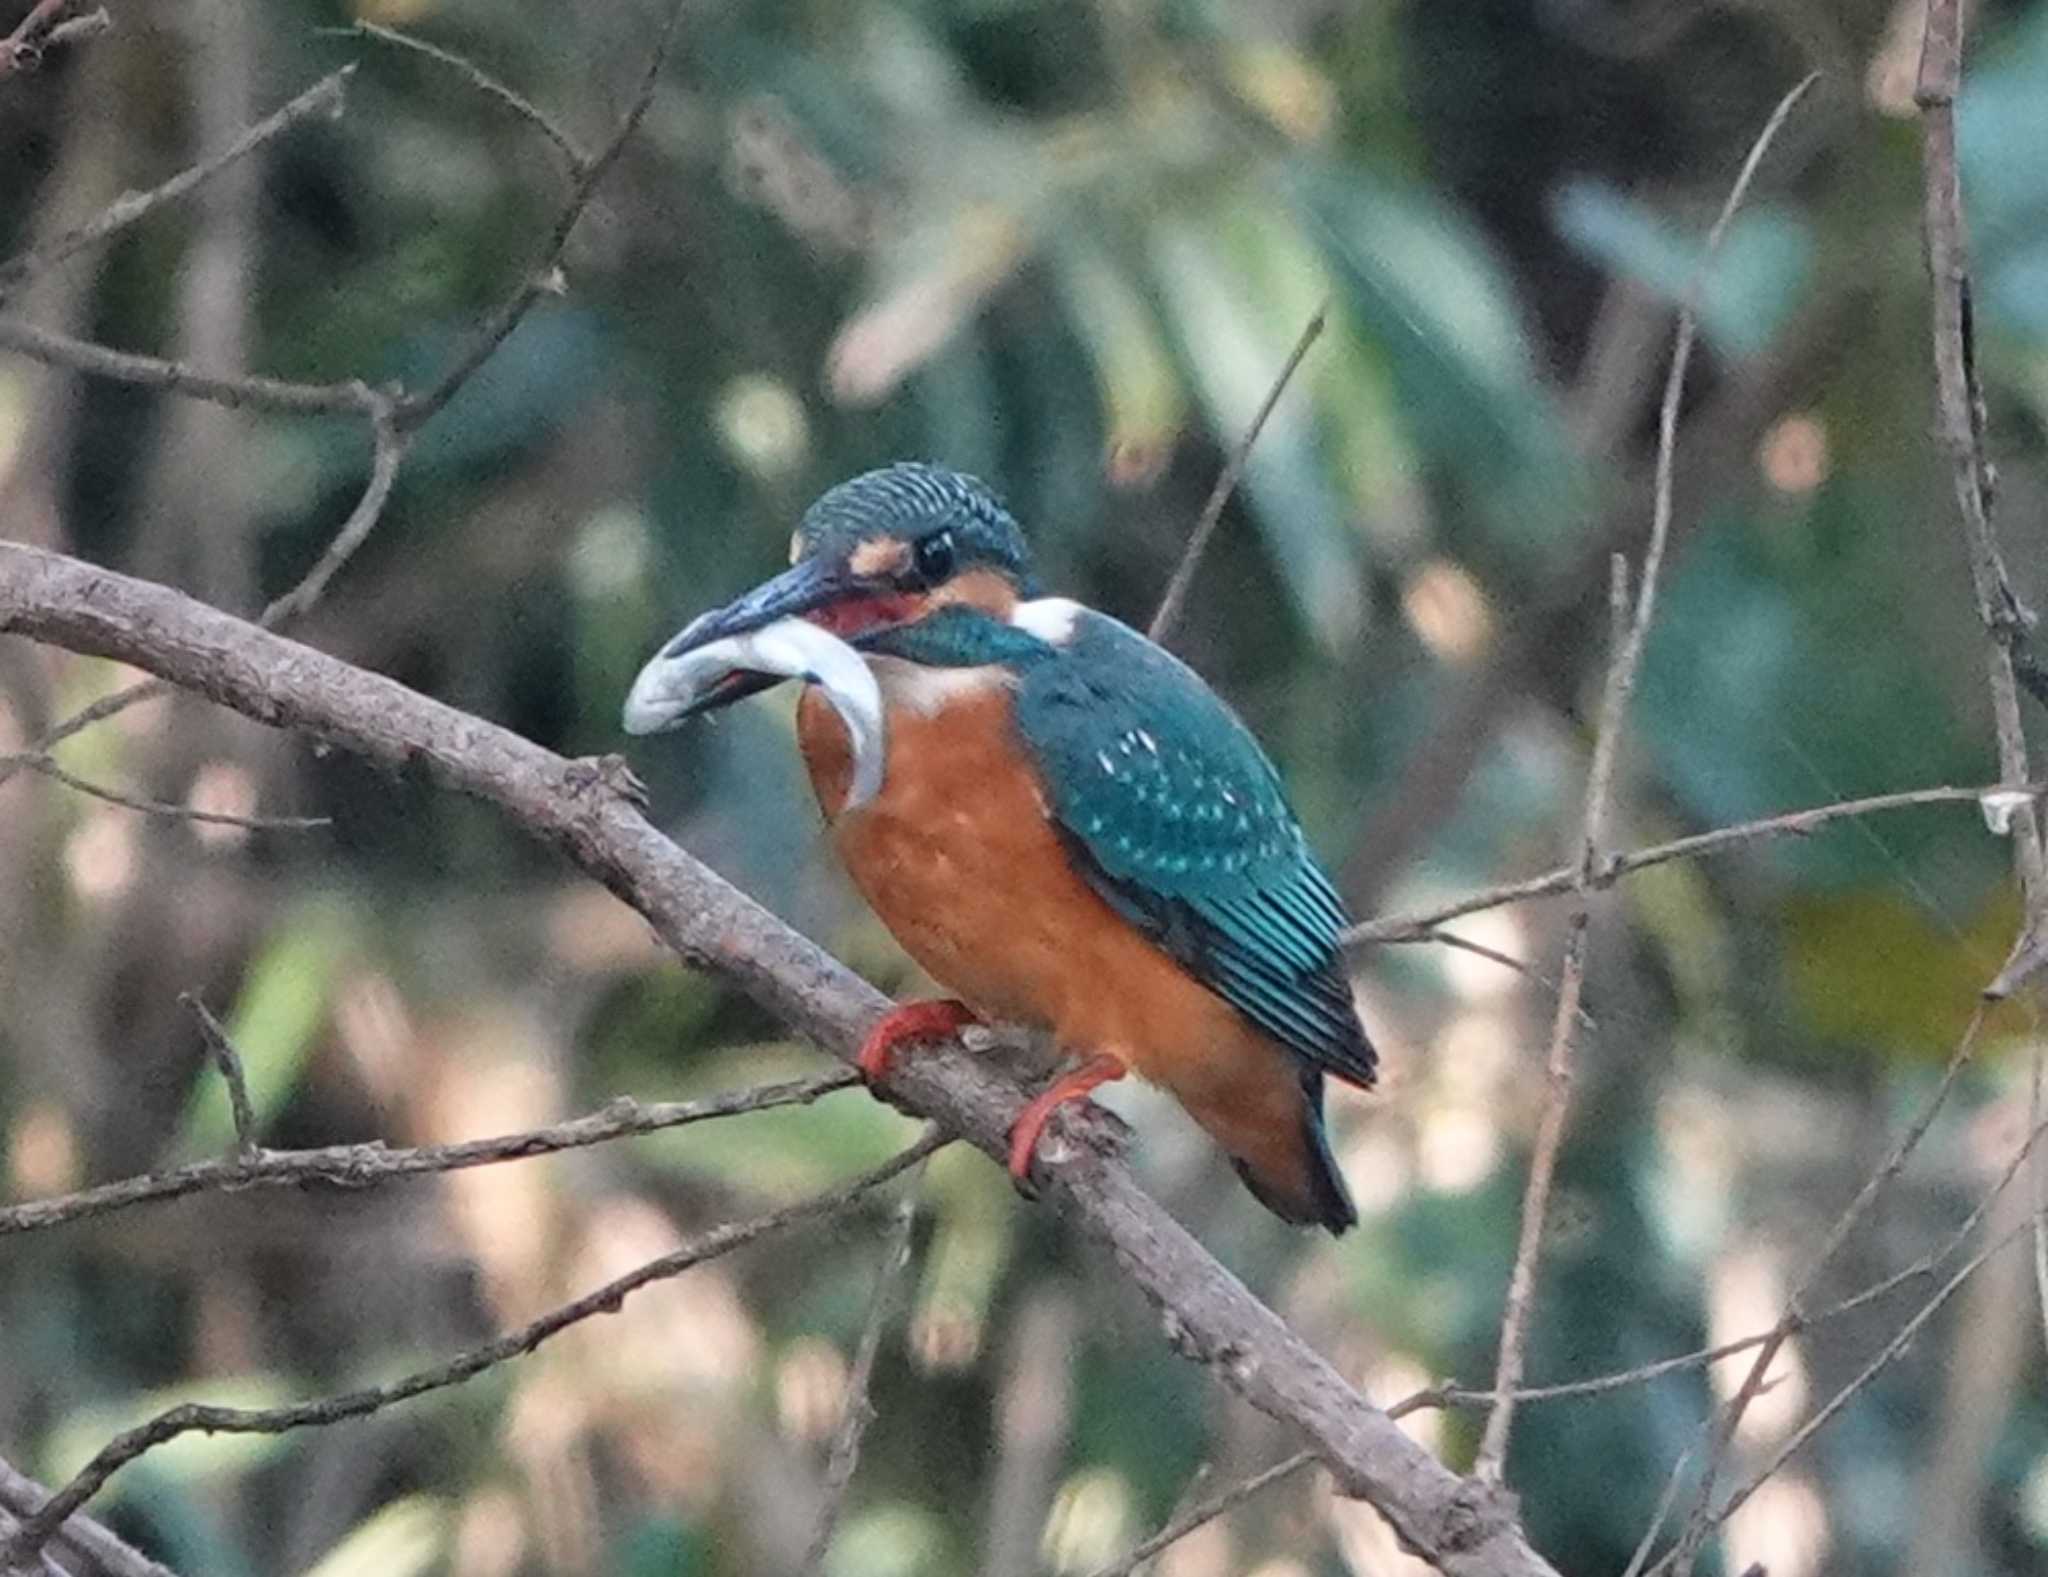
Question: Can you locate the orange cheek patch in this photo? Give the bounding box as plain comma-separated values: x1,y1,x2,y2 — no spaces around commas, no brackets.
848,536,911,578
930,568,1018,615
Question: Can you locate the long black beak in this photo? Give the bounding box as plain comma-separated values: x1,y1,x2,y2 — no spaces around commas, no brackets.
621,556,859,735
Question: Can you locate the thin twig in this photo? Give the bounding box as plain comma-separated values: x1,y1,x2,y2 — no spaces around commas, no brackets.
802,1172,926,1572
1345,781,2016,946
1084,1450,1318,1577
394,0,691,430
1424,929,1596,1025
1657,1002,1986,1572
333,22,587,172
0,316,386,417
0,1130,948,1571
1620,1432,1704,1577
2,752,330,831
2033,1044,2048,1355
0,1455,176,1577
180,995,259,1156
1651,1217,2039,1577
258,408,409,625
1398,1092,2048,1428
1473,555,1630,1481
0,1072,859,1235
0,68,354,295
0,408,404,794
1147,303,1326,646
1476,71,1817,1488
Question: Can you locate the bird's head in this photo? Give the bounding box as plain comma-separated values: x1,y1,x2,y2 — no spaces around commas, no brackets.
622,463,1037,733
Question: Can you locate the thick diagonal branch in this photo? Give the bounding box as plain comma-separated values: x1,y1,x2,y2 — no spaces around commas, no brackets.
0,541,1556,1577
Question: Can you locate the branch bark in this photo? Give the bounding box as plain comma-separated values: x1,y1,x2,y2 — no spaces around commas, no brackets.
0,541,1558,1577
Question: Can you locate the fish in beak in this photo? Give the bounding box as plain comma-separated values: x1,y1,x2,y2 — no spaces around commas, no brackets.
621,554,893,807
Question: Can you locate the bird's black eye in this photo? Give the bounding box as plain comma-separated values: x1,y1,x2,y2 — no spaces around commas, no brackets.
912,528,957,585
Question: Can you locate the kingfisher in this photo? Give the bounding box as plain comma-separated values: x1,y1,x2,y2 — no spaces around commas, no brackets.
622,463,1375,1232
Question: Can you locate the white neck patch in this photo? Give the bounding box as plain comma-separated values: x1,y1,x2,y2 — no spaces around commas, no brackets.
868,655,1013,718
1010,597,1083,645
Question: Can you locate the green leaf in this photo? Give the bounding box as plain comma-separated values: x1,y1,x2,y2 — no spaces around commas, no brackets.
1288,156,1585,566
1552,179,1815,357
180,902,355,1156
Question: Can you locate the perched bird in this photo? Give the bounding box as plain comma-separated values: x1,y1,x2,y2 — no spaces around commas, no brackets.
623,463,1375,1232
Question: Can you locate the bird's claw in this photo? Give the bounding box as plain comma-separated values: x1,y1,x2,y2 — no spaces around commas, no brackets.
856,999,980,1082
567,753,650,810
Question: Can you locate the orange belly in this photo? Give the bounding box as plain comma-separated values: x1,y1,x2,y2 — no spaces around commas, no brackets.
797,681,1329,1216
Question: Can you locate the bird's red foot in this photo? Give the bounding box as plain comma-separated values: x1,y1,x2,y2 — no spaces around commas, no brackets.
1007,1054,1127,1182
856,999,980,1082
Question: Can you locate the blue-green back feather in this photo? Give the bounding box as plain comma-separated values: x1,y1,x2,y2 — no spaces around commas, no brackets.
1007,609,1378,1092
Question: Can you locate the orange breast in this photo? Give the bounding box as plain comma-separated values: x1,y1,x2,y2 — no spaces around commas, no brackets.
797,680,1331,1219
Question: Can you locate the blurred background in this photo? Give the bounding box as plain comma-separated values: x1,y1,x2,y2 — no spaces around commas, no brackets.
5,0,2048,1573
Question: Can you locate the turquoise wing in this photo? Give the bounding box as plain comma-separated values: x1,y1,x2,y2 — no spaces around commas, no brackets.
1012,611,1378,1090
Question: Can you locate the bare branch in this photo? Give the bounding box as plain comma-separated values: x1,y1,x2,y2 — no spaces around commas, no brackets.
1346,780,2019,947
1,751,331,830
1475,70,1817,1491
334,22,587,173
1658,1217,2037,1577
1915,0,2045,949
1474,555,1630,1481
802,1175,925,1572
0,1453,176,1577
0,316,387,418
258,408,409,625
395,0,692,430
180,995,259,1156
1657,1002,1987,1573
0,542,1562,1577
0,1072,859,1236
0,68,354,295
2033,1046,2048,1357
1086,1450,1317,1577
1399,1092,2048,1424
1147,304,1326,647
0,407,404,794
0,1131,948,1571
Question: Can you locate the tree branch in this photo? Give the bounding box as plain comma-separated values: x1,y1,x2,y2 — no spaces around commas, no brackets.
1148,304,1326,647
0,751,330,831
1345,781,2023,947
0,68,353,296
1654,1002,1988,1572
0,541,1560,1577
180,994,259,1156
1472,71,1817,1485
802,1176,924,1572
0,1071,859,1235
1472,556,1629,1481
0,1132,948,1572
1915,0,2047,985
334,23,586,174
0,1453,176,1577
1086,1449,1318,1577
392,0,691,430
